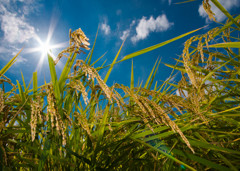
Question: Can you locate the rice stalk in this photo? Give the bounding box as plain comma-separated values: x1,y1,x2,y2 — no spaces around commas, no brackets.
30,95,42,141
0,88,4,113
70,80,89,105
74,60,116,103
182,36,198,88
55,28,90,65
74,111,93,141
202,0,216,21
46,84,66,145
140,95,195,153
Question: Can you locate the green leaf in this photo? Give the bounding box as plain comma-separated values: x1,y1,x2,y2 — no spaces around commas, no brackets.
147,58,161,89
48,54,60,102
172,149,231,171
132,138,196,171
0,48,22,77
59,52,77,92
211,0,240,28
120,27,203,62
208,42,240,48
189,139,240,155
21,72,27,92
104,40,125,83
88,27,99,65
130,60,134,89
17,80,25,102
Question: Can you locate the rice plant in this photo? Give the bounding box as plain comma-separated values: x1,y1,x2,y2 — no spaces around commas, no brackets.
0,0,239,170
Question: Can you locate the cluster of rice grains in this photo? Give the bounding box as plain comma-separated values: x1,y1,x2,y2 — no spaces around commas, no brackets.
55,28,90,65
30,95,43,141
70,80,89,105
73,60,120,107
180,26,223,123
202,0,216,21
117,84,195,153
0,88,4,113
29,28,92,146
46,85,66,146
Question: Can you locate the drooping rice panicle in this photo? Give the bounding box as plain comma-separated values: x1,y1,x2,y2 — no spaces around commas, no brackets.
202,0,216,21
55,28,90,65
0,88,4,113
30,96,42,141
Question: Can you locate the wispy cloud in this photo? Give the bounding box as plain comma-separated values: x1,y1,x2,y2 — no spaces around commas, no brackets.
131,14,173,43
100,18,111,35
120,30,130,41
0,0,42,64
198,0,240,22
0,1,40,44
0,6,36,44
120,20,135,41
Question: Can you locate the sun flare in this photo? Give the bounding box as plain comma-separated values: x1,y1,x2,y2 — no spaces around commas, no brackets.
39,41,51,56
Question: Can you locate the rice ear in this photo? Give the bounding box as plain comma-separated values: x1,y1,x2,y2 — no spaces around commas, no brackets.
202,0,216,21
0,88,4,113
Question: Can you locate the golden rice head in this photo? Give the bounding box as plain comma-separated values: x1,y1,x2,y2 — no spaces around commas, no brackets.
202,0,216,21
131,89,195,153
56,112,66,146
75,60,113,102
197,37,204,62
182,37,198,89
119,85,154,131
55,28,90,65
70,28,90,50
46,85,66,145
148,98,195,153
30,96,43,141
73,80,89,105
0,88,4,113
46,85,57,130
74,112,93,141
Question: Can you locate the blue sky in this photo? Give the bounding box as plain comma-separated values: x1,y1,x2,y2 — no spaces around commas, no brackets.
0,0,240,89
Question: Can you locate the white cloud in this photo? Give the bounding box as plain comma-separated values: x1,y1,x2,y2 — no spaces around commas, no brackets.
0,47,9,53
15,55,28,64
120,30,130,41
0,1,37,44
0,8,35,43
131,14,173,43
198,0,240,22
120,20,135,41
100,22,111,35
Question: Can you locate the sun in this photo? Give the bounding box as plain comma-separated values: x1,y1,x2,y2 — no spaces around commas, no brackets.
34,36,56,61
24,34,67,70
24,22,68,71
39,41,51,56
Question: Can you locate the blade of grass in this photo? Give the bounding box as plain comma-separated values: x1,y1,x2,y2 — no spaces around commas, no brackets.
120,27,204,62
211,0,240,28
132,138,196,171
88,27,99,65
208,42,240,48
130,60,134,89
0,48,23,77
48,53,61,102
147,58,161,90
104,40,125,83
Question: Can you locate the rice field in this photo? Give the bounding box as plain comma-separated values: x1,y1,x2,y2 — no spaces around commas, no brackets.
0,0,240,170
